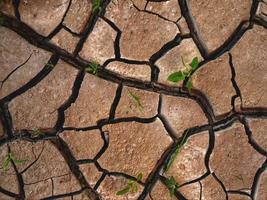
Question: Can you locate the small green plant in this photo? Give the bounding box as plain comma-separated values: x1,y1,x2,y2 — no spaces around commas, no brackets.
167,56,199,92
85,62,99,75
1,153,27,171
92,0,102,14
116,173,143,196
164,130,189,172
165,176,179,197
32,129,44,137
46,62,54,69
127,90,143,111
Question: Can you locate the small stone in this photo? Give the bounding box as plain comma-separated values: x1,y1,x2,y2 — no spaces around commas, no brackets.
115,86,159,118
106,61,151,81
97,175,143,200
79,164,102,187
9,61,78,130
63,0,92,34
50,29,80,53
99,120,172,179
64,73,117,127
79,19,116,65
105,0,178,60
161,95,208,138
0,27,51,99
201,175,226,200
156,39,202,86
231,25,267,108
19,0,70,36
188,0,252,52
165,131,209,184
210,122,266,190
178,182,201,200
247,118,267,152
60,130,103,160
146,0,181,21
192,54,235,116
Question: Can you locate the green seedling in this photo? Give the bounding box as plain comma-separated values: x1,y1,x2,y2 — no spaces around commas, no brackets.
127,90,143,111
2,153,27,171
167,56,199,92
46,63,54,69
92,0,102,14
85,62,99,75
165,176,179,197
116,173,143,196
164,130,189,172
234,174,245,185
32,129,44,137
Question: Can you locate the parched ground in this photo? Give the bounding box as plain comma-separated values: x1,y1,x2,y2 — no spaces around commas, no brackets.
0,0,266,200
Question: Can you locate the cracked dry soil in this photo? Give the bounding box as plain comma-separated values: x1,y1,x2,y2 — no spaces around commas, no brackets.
0,0,267,200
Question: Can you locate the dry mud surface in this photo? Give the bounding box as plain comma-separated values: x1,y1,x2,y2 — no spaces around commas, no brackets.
0,0,267,199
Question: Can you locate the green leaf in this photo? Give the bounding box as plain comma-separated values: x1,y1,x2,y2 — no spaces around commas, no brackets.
127,90,143,110
92,0,102,13
116,186,130,195
85,62,99,75
190,57,199,69
2,156,11,171
13,159,27,164
165,176,179,197
185,80,193,92
137,173,143,182
167,71,185,83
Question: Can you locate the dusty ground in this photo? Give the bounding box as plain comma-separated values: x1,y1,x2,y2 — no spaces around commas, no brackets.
0,0,266,200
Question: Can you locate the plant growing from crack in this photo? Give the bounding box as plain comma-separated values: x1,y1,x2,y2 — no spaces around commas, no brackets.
165,176,179,197
1,152,27,171
127,90,143,111
0,13,4,26
116,173,143,196
167,56,199,92
92,0,102,14
85,62,99,75
164,130,189,172
32,129,44,138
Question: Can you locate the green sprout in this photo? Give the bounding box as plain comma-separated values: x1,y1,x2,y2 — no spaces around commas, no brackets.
32,129,44,138
46,62,54,69
165,176,179,197
85,62,99,75
1,153,27,171
92,0,102,14
164,130,189,172
127,90,143,111
116,173,143,196
167,56,199,92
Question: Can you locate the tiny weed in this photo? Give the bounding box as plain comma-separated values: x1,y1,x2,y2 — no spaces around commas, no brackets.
165,176,179,197
1,153,27,171
164,130,189,172
32,129,44,137
85,62,99,75
127,90,143,111
234,174,245,185
116,173,143,196
167,56,199,92
46,62,54,69
92,0,102,14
